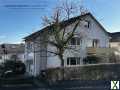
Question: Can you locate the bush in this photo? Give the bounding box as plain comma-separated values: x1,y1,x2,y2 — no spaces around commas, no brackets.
109,53,117,63
43,68,63,84
83,56,100,64
0,60,26,77
43,64,120,81
66,63,120,80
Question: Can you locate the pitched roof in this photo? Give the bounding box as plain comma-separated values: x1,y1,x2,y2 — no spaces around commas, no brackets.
109,32,120,42
24,13,109,41
0,44,25,54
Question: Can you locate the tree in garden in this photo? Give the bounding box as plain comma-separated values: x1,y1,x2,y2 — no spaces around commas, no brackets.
34,0,88,69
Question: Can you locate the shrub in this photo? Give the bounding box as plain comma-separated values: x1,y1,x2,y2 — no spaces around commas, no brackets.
0,60,26,77
109,52,117,63
83,56,100,64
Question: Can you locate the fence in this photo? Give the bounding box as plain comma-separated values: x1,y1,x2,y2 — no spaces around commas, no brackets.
45,63,120,82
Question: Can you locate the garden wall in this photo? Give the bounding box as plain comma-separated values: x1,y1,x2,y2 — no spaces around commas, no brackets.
45,63,120,82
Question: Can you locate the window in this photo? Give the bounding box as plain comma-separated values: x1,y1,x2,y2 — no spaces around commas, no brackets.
84,20,90,28
70,38,76,45
92,39,99,47
67,57,81,65
27,42,33,50
69,37,82,45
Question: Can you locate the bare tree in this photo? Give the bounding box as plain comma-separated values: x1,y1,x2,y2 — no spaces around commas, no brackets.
34,1,88,67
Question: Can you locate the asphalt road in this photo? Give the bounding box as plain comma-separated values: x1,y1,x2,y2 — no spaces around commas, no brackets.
0,86,110,90
0,80,111,90
0,87,110,90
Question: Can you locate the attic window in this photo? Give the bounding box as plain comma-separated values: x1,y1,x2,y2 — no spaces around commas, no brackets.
84,20,90,28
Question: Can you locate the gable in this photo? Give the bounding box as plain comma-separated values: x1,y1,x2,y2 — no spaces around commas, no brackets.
85,14,109,37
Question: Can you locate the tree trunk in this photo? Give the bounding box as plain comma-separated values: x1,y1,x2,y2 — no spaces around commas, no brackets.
58,54,65,80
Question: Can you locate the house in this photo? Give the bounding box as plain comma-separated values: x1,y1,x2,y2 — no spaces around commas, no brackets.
24,13,111,76
109,32,120,62
109,32,120,49
0,44,25,63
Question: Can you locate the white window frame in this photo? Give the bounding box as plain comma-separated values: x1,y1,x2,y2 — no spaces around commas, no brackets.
67,57,81,66
69,37,82,46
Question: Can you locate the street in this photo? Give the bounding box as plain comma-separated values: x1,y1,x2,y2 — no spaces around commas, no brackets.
0,80,111,90
0,87,109,90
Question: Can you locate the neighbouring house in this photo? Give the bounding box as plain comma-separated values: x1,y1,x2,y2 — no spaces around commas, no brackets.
0,44,25,63
109,32,120,62
24,13,112,76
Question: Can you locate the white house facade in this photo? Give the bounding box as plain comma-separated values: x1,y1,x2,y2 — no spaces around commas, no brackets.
24,13,110,76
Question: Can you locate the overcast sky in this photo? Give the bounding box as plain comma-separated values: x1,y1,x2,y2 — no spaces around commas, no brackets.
0,0,120,43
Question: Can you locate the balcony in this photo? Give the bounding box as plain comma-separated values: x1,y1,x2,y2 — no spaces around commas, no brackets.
87,47,96,55
87,47,117,63
87,47,115,56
